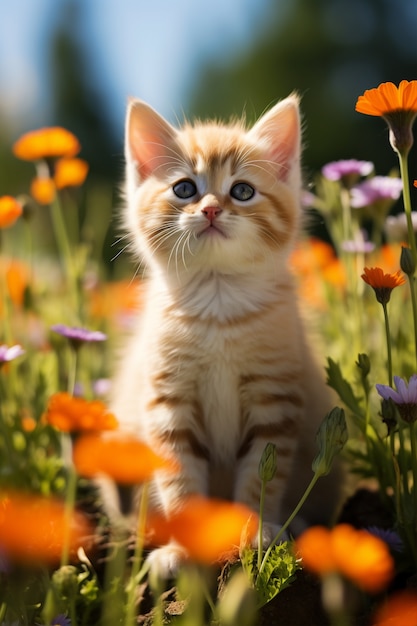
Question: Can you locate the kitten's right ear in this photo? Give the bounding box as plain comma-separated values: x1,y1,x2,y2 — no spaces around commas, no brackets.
125,99,178,182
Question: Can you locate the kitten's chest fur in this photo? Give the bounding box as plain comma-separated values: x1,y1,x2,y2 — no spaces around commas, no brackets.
114,267,303,461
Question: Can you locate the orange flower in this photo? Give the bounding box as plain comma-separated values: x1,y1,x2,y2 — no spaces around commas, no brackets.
13,127,80,161
374,244,404,275
30,177,56,205
44,392,118,432
0,491,92,563
146,495,259,565
72,432,179,482
361,266,406,305
6,260,29,308
296,524,394,593
21,413,36,432
356,80,417,155
54,157,89,189
372,591,417,626
290,238,346,308
0,196,23,228
88,280,143,324
356,80,417,117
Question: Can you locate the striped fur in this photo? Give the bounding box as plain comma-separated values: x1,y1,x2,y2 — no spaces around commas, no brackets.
106,95,341,576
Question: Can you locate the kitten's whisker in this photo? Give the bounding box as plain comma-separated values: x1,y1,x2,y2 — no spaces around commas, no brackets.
111,243,131,263
111,234,130,247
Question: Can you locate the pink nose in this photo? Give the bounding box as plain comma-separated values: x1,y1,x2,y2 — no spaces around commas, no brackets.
202,206,222,222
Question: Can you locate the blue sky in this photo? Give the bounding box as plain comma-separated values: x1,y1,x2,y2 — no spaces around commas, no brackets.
0,0,272,136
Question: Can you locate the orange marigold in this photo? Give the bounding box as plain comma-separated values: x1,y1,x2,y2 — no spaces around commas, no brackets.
372,591,417,626
5,260,29,308
296,524,394,593
361,266,406,305
13,126,80,161
54,157,89,189
0,491,92,563
356,80,417,117
73,432,179,482
0,196,23,228
30,177,56,205
146,495,259,565
44,392,118,433
356,80,417,156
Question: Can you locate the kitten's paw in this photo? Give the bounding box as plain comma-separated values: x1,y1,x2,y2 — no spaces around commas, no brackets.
146,543,188,579
252,522,289,549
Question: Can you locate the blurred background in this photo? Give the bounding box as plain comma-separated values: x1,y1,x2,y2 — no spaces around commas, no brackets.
0,0,416,272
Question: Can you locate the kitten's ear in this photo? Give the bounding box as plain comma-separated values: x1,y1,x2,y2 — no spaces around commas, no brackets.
249,95,301,181
125,99,178,182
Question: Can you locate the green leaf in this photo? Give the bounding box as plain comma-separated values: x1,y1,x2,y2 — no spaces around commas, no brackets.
325,358,371,434
242,543,300,608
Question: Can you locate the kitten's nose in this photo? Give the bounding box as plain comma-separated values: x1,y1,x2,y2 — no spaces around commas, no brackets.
202,206,222,222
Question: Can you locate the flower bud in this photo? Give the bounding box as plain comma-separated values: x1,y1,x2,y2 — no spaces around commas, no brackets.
312,407,348,477
258,442,277,482
51,564,79,600
356,353,371,378
400,246,416,277
380,398,398,435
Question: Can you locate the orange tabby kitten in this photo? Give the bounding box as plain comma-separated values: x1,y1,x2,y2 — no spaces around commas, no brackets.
106,95,340,576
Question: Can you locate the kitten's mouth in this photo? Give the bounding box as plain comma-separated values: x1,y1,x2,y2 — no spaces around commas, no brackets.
197,224,228,239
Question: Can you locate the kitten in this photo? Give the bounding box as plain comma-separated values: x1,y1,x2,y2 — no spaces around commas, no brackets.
106,94,341,576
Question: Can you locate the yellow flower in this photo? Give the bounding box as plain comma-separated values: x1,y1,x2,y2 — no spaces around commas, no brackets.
146,495,259,565
72,432,179,483
30,177,56,205
356,80,417,155
43,392,118,433
13,127,80,161
54,157,89,189
0,196,23,228
296,524,394,593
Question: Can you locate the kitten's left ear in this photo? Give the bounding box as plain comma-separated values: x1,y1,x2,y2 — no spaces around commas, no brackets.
248,94,301,181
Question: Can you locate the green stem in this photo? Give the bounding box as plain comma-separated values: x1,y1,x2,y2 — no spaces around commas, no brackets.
398,422,410,499
258,471,321,578
382,303,393,387
322,573,351,626
67,348,78,396
398,152,417,266
409,421,417,564
407,274,417,370
257,478,267,571
49,195,80,321
125,482,150,626
61,436,78,567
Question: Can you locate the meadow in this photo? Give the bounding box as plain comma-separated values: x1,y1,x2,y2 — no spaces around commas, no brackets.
0,80,417,626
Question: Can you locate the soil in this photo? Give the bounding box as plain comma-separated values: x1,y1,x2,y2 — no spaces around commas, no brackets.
91,487,414,625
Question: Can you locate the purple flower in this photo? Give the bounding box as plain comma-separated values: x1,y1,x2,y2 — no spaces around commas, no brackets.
366,527,403,553
341,239,375,254
93,378,111,397
350,176,403,208
50,616,71,626
36,614,71,626
51,324,107,350
376,375,417,423
0,344,25,364
385,211,417,240
322,159,374,183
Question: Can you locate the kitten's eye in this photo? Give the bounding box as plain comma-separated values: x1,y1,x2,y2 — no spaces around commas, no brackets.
230,182,255,201
173,179,197,199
